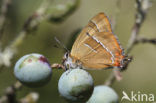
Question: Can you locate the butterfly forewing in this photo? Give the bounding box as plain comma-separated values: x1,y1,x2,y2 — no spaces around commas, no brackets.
80,36,113,69
70,12,124,69
86,32,124,67
71,13,112,54
90,12,112,32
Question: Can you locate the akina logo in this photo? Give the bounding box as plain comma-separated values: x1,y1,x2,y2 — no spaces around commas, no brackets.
121,91,155,102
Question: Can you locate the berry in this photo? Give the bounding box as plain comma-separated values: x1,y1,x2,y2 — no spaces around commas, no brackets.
14,53,52,87
58,68,94,102
87,85,119,103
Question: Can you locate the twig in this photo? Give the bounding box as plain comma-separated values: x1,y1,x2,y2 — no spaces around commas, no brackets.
0,0,50,68
105,72,116,86
0,0,80,68
0,82,39,103
136,36,156,44
105,0,152,86
51,63,65,70
19,92,39,103
0,81,22,103
0,0,12,40
126,0,151,54
48,0,80,22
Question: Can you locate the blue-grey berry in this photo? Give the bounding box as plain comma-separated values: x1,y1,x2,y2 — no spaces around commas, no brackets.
87,85,119,103
58,68,94,102
14,53,52,87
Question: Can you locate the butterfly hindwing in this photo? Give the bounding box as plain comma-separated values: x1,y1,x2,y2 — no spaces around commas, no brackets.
70,12,124,69
81,32,124,69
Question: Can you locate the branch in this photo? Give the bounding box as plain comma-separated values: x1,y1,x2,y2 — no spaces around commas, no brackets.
51,63,65,70
0,0,12,40
136,36,156,44
126,0,151,54
48,0,80,23
105,72,116,86
0,81,22,103
0,81,39,103
19,92,39,103
0,0,80,68
105,0,152,86
0,0,49,68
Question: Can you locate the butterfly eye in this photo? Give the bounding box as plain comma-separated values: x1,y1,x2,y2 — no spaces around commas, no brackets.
65,53,68,58
63,52,68,59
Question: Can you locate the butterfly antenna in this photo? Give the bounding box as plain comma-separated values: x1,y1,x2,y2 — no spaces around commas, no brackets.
54,36,69,52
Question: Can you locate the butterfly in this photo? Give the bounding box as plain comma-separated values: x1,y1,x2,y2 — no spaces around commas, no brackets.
62,12,125,70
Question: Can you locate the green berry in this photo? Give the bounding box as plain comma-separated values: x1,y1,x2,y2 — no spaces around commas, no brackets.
14,53,52,87
58,68,94,102
87,85,119,103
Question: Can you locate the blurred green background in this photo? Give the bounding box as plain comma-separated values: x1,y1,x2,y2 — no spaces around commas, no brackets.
0,0,156,103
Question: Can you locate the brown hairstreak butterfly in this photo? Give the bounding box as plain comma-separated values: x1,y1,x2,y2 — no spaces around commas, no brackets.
62,12,125,70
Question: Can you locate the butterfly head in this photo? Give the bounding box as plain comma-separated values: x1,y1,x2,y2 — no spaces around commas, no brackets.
62,52,80,70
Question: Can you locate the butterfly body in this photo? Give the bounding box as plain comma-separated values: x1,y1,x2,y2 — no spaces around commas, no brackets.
63,12,125,70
